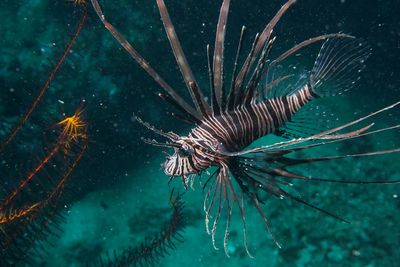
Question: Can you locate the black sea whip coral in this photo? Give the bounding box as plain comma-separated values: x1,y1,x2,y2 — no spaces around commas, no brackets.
0,2,88,264
94,192,186,267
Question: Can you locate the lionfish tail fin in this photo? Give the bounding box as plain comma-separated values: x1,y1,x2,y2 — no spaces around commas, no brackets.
309,37,371,97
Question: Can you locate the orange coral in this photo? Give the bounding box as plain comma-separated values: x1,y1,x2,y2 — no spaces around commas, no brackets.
1,109,89,261
0,3,88,262
1,107,88,210
0,6,86,153
0,203,40,224
58,107,88,144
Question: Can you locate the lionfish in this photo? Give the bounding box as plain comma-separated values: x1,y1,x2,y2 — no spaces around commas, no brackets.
91,0,400,256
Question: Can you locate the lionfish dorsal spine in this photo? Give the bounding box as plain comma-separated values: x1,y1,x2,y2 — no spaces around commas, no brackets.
234,0,297,90
233,33,261,106
227,26,247,111
91,0,202,121
207,44,220,115
156,0,211,117
213,0,231,107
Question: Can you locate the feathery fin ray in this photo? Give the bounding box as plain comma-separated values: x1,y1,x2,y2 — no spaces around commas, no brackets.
309,38,371,97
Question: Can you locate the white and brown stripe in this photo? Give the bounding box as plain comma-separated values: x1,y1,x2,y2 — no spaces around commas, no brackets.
189,84,315,153
165,83,315,177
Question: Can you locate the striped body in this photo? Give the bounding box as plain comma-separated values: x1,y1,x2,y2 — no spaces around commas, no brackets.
185,84,315,173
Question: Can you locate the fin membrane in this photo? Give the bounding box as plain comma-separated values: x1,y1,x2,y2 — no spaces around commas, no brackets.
310,37,371,97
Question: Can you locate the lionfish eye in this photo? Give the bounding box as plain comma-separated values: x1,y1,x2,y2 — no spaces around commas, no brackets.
178,145,193,157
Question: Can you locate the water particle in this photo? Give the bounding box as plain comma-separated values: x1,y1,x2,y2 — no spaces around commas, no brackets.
352,250,361,256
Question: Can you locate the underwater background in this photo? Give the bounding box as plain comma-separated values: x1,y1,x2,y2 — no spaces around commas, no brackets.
0,0,399,266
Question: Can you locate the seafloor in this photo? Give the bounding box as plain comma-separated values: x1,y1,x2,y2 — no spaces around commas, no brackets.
0,0,399,266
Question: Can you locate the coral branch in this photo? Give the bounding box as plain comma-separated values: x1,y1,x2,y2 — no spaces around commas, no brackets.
94,192,186,267
0,5,87,152
0,203,40,224
0,142,62,208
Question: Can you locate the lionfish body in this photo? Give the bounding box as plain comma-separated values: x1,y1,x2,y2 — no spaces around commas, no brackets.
92,0,400,256
169,85,314,176
191,85,313,151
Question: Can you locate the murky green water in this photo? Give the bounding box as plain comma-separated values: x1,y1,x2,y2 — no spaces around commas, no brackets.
0,0,399,266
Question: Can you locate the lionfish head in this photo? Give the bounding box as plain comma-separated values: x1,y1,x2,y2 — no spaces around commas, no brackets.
163,138,198,177
133,115,204,181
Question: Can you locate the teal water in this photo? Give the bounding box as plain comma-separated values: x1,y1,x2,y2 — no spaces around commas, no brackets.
0,0,399,266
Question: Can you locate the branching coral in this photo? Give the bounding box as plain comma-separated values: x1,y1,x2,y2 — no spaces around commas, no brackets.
93,192,187,267
0,3,87,153
0,108,89,265
0,3,89,264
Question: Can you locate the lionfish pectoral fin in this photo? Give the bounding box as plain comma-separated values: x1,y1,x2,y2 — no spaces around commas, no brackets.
202,164,255,257
228,157,283,249
236,142,400,186
228,134,400,243
220,101,400,158
178,175,189,190
236,161,350,226
279,188,350,223
271,166,400,185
